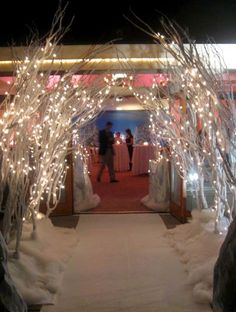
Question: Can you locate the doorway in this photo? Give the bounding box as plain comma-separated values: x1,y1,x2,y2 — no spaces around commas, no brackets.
90,163,151,213
86,106,153,213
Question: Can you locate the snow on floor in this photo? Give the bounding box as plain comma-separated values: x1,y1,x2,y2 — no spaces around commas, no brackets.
165,210,225,305
42,214,211,312
8,218,79,305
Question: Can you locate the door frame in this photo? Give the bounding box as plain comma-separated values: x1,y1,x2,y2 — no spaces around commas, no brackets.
169,161,188,223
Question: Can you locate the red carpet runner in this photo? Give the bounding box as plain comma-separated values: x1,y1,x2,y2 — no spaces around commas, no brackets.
89,165,153,213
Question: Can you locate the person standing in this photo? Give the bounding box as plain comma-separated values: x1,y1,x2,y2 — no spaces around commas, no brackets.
97,122,119,183
125,128,134,171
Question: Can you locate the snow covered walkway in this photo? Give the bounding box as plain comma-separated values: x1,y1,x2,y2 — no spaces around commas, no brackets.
42,214,211,312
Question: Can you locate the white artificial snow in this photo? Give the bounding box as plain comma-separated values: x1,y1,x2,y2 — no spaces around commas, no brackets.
7,217,79,305
42,214,211,312
141,195,169,211
73,156,100,212
8,211,221,309
141,160,170,212
165,209,225,304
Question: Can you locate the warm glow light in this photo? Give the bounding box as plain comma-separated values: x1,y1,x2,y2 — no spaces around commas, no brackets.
0,57,175,66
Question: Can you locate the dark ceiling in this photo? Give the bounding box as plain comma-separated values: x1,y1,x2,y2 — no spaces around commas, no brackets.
1,0,236,46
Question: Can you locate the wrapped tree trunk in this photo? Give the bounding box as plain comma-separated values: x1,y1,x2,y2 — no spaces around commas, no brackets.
141,158,170,211
0,232,27,311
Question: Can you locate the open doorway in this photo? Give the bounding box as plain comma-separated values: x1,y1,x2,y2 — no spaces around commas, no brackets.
82,106,153,212
76,73,158,213
89,108,152,213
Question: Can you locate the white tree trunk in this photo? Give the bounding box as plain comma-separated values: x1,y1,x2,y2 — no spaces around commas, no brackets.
73,155,100,213
141,159,170,211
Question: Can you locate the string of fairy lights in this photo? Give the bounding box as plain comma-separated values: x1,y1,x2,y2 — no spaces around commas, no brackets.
127,22,236,234
1,12,235,260
0,32,114,257
2,54,234,240
101,62,234,233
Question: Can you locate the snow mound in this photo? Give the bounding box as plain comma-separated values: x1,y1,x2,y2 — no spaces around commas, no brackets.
8,217,79,305
141,195,169,212
165,209,224,305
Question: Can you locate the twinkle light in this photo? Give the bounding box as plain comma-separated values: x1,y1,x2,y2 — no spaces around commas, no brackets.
128,24,236,231
0,18,115,257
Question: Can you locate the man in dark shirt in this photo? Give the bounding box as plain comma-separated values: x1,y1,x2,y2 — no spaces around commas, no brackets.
97,121,118,183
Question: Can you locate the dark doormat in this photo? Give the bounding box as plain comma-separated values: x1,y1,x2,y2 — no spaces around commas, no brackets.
50,215,80,229
159,213,181,229
28,305,42,311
